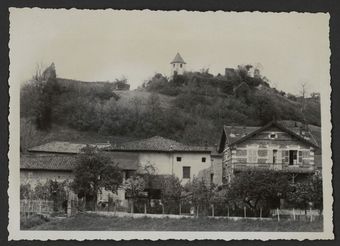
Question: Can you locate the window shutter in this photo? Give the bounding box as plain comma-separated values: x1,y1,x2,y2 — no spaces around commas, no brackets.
298,151,303,163
283,150,289,163
302,150,309,158
247,149,258,163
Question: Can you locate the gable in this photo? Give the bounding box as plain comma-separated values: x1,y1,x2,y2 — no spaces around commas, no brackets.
218,121,319,153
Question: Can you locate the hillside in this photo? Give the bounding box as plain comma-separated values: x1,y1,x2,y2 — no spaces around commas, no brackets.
20,64,321,149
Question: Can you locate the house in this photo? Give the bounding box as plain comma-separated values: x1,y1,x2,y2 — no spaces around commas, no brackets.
218,121,320,183
21,136,212,206
170,53,186,76
197,148,223,186
106,136,212,184
20,141,139,206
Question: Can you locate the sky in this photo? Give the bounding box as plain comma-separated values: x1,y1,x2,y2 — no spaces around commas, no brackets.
9,9,330,95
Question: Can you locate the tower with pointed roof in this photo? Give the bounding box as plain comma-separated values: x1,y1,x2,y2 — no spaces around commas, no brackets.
170,52,186,77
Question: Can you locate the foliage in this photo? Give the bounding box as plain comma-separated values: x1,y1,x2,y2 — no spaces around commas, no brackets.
287,171,323,211
159,175,182,214
71,146,123,209
122,176,146,213
183,177,215,216
20,64,321,147
227,170,290,210
20,180,69,201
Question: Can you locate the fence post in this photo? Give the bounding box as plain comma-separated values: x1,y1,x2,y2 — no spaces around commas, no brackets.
107,193,110,212
67,198,72,217
277,208,280,222
39,200,42,214
144,203,147,214
179,203,181,215
244,206,247,218
310,207,313,222
162,204,164,215
227,206,230,218
196,206,199,217
211,204,214,217
293,208,296,221
260,207,262,220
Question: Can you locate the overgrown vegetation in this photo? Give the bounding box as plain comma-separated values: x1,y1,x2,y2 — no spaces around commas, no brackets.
20,63,321,147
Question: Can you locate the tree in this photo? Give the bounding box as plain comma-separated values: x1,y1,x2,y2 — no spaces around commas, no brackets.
287,171,323,212
160,175,182,214
299,82,308,124
71,146,123,210
20,118,47,152
183,177,215,216
32,63,61,130
122,176,145,213
227,170,289,211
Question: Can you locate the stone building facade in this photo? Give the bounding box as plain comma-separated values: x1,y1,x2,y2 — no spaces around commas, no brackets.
218,121,320,183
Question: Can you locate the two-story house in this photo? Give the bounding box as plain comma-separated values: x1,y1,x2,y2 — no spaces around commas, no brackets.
218,120,320,183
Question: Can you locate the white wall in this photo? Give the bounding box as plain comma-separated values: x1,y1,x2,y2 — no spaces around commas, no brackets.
171,63,185,76
138,152,211,184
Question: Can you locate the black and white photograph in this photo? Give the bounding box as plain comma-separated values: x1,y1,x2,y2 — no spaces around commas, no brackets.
7,8,333,240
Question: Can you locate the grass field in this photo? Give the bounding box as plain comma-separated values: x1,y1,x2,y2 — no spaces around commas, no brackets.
28,213,323,231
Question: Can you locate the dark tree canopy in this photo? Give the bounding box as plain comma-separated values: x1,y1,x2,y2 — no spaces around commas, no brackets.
71,146,123,209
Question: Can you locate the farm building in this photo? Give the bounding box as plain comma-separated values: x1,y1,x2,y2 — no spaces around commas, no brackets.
20,136,214,206
105,136,212,184
20,142,138,206
218,120,321,184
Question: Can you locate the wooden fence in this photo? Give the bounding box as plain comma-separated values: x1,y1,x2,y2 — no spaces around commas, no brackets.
20,199,54,217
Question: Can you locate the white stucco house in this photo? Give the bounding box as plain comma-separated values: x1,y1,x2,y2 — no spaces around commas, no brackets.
106,136,212,184
20,136,213,207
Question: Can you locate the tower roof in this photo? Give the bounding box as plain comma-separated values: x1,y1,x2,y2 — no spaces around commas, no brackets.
170,53,186,64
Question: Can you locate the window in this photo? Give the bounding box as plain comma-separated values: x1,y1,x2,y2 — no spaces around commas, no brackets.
273,149,278,164
173,64,175,68
289,150,298,165
247,149,258,163
177,157,182,162
210,173,214,184
269,133,277,139
180,64,183,68
202,157,206,163
183,166,191,179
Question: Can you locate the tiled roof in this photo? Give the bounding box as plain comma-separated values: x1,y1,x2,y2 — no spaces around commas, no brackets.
28,141,111,154
219,121,320,152
107,136,210,153
170,53,186,64
21,152,139,171
278,120,321,147
223,126,260,145
20,154,77,171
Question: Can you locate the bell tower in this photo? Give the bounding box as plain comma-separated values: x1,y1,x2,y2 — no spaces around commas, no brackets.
170,52,186,76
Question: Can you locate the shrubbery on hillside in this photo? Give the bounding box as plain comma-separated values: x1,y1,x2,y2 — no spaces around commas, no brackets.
20,64,321,147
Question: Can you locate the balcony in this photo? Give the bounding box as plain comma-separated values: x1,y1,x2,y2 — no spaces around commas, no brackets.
232,162,315,173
